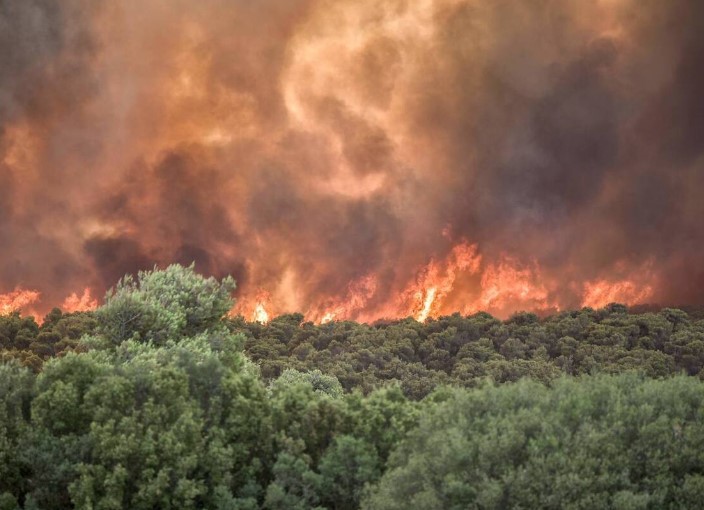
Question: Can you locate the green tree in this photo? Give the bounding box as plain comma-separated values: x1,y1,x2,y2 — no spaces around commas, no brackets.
0,363,33,505
272,369,344,399
97,264,235,345
364,374,704,509
318,435,380,510
263,449,323,510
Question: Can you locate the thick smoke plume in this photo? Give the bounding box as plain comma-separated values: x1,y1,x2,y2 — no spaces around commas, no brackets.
1,0,703,321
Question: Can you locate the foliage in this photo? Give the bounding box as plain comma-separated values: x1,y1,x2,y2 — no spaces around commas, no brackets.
2,266,704,508
364,374,704,509
5,297,704,396
271,369,344,399
0,310,96,372
0,363,33,505
233,307,704,398
98,264,235,345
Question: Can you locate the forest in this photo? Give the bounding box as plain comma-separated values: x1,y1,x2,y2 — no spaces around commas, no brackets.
1,265,704,509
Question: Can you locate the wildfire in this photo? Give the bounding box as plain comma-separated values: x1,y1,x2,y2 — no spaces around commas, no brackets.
253,302,270,323
2,243,657,326
234,239,662,324
0,288,41,315
401,241,482,321
233,290,273,323
472,258,555,315
309,275,379,324
580,260,656,309
415,287,437,323
0,0,693,324
0,287,100,319
582,279,654,309
61,288,99,313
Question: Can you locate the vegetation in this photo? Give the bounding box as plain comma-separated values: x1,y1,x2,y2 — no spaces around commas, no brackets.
1,265,704,509
234,305,704,399
366,375,704,509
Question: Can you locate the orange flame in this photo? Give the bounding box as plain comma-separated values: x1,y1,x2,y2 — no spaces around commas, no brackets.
415,287,438,323
399,241,482,322
253,302,270,323
472,258,555,314
0,288,41,315
33,241,653,325
311,274,378,324
581,260,656,309
582,279,654,309
234,241,658,324
233,289,273,323
61,288,98,313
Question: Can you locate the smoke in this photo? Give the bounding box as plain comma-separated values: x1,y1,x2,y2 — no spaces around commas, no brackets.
1,0,703,320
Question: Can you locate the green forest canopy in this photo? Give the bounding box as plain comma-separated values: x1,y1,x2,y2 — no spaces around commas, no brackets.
1,264,703,509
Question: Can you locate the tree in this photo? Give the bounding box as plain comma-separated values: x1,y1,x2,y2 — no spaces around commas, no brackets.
263,449,323,510
97,264,235,345
364,374,704,509
0,363,33,505
318,435,380,510
272,369,344,399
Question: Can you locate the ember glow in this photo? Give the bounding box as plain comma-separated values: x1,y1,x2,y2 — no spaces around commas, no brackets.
1,0,703,321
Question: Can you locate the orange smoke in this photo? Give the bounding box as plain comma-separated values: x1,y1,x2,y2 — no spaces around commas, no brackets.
1,0,700,321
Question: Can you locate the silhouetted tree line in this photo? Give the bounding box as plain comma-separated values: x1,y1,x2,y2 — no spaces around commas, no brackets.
1,265,703,509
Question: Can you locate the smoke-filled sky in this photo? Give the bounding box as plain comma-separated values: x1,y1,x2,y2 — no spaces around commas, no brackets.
1,0,703,321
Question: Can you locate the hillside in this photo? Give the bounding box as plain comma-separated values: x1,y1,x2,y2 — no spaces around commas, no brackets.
3,301,703,399
1,266,704,509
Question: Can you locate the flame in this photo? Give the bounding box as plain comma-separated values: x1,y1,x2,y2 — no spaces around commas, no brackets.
580,260,656,309
309,274,378,324
253,302,270,323
473,258,555,314
232,240,656,324
0,288,41,315
415,287,437,322
235,242,482,324
1,287,98,319
2,242,655,325
320,312,335,324
61,288,98,313
400,241,482,321
582,279,654,309
233,289,273,323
